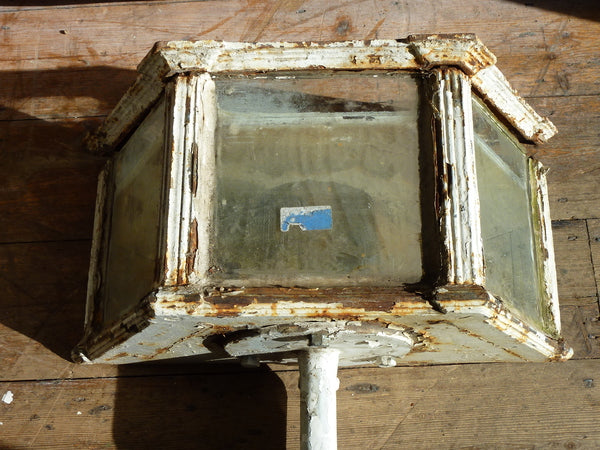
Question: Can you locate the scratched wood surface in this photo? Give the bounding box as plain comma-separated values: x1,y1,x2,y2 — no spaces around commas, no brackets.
1,361,600,449
1,0,599,448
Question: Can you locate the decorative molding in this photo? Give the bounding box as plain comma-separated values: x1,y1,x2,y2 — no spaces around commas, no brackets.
532,160,562,333
163,74,215,285
407,33,496,75
471,65,557,143
86,37,555,154
433,68,485,285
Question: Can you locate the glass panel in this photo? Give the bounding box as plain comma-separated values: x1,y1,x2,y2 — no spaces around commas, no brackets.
212,73,424,287
473,97,545,329
103,98,166,324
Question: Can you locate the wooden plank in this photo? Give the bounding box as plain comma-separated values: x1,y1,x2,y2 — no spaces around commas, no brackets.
1,360,599,448
587,219,600,292
523,95,600,220
552,220,597,299
0,240,106,381
0,65,137,121
0,0,599,97
0,241,278,381
548,174,600,221
527,95,600,180
0,118,105,243
561,302,600,359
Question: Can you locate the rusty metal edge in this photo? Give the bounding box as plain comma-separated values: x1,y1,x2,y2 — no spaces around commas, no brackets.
151,287,434,319
433,67,485,285
86,36,554,155
471,65,557,143
75,282,570,363
73,293,155,363
532,159,562,333
437,291,572,361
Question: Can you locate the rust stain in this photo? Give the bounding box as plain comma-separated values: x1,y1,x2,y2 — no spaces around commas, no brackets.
186,218,198,277
190,142,198,194
426,319,452,325
502,347,525,360
105,352,130,361
210,325,236,335
367,54,381,64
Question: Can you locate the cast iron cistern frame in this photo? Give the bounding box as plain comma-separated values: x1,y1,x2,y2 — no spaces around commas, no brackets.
75,35,571,449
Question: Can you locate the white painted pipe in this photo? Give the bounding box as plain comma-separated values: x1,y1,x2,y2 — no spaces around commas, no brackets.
298,348,340,450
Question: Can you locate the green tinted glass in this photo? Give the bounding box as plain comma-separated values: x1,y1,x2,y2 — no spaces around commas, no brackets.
212,73,425,287
473,96,546,330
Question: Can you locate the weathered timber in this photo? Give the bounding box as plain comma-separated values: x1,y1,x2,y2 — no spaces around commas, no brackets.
1,0,599,448
0,118,105,243
552,220,597,299
560,301,600,359
0,1,599,97
0,66,137,121
549,175,600,221
588,219,600,295
1,360,600,449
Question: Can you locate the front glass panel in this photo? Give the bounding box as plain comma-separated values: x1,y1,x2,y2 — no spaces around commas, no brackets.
473,97,546,330
212,72,425,287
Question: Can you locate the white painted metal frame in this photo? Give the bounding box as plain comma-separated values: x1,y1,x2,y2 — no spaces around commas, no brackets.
76,36,570,367
86,35,555,155
532,159,562,333
163,74,217,286
433,68,484,285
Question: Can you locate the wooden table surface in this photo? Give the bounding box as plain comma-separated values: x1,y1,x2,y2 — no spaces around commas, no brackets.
1,1,599,448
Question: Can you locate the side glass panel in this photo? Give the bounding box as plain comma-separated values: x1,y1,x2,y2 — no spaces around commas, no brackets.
103,98,166,325
473,96,546,330
212,73,425,287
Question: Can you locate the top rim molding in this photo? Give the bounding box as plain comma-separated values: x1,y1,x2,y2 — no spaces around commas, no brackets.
87,34,556,153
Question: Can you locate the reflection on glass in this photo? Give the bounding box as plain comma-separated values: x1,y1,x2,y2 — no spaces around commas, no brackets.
103,98,166,324
212,73,424,286
473,97,544,329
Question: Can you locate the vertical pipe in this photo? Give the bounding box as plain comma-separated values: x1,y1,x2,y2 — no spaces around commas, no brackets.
298,348,340,450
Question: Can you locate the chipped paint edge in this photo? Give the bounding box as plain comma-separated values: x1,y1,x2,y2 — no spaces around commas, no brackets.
434,68,485,285
407,33,496,75
75,284,571,364
438,292,572,360
86,36,555,155
472,65,557,143
532,159,562,333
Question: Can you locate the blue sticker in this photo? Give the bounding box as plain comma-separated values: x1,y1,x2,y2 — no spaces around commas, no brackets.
280,206,332,232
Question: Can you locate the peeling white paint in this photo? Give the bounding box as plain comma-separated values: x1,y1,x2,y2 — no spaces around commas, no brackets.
299,348,340,450
77,36,567,370
435,68,485,285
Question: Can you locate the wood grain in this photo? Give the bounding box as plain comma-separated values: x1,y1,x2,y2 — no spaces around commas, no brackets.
561,302,600,359
552,220,597,299
0,118,105,243
588,219,600,294
1,360,600,449
548,174,600,221
1,1,599,448
1,0,599,97
0,66,137,121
